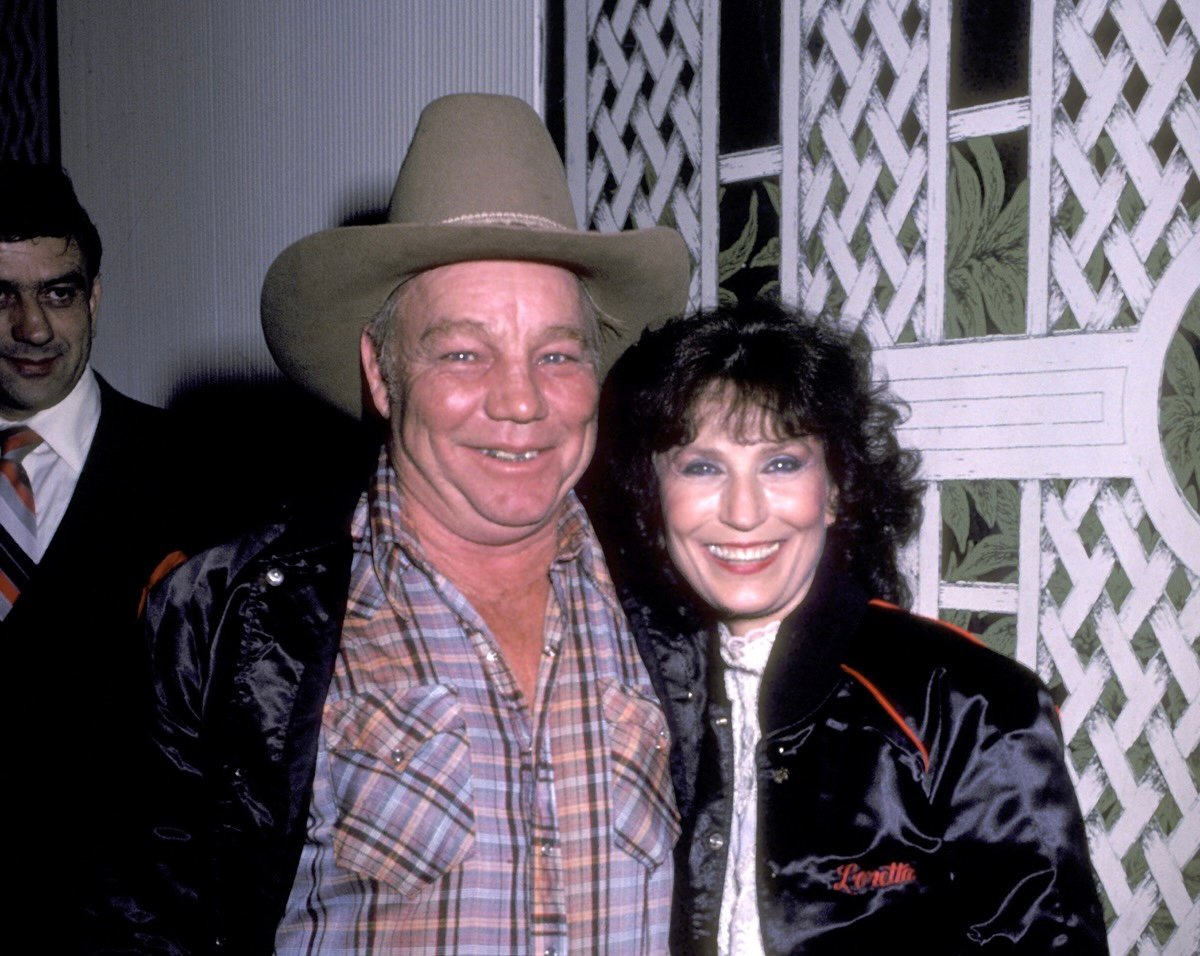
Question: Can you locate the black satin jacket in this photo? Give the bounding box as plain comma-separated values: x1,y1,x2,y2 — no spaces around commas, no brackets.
99,513,354,955
626,562,1109,954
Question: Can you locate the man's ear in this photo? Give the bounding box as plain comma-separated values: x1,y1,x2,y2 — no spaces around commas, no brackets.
360,328,391,418
88,275,101,337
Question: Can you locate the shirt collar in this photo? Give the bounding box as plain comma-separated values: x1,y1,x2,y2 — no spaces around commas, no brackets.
0,367,100,474
718,619,781,675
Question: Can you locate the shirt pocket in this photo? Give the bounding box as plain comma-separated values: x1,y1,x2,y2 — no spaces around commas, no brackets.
324,684,475,896
601,677,681,868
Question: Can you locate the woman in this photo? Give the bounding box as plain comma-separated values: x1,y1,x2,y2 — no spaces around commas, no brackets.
597,303,1108,954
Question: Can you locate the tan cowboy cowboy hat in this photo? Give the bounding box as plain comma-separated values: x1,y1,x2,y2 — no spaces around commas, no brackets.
261,93,691,417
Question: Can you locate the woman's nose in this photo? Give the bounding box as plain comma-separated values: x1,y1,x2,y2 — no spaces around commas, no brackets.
720,471,766,530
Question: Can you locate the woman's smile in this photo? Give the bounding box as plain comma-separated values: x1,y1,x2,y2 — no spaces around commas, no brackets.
654,401,837,635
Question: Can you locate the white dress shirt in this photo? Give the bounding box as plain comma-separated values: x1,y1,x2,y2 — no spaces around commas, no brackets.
716,618,782,956
0,368,101,561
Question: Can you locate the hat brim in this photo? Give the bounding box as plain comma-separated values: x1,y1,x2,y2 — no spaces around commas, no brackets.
261,222,691,418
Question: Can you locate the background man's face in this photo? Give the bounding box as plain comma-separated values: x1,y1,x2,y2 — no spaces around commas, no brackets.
363,259,600,548
0,238,98,419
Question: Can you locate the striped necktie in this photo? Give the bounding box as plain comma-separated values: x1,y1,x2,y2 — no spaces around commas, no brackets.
0,426,43,620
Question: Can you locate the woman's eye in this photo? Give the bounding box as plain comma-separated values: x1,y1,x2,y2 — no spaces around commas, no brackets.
765,455,804,473
679,459,719,477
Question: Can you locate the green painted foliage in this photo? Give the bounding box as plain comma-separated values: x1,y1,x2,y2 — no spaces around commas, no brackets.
941,480,1020,584
713,131,1198,680
945,138,1028,338
1160,293,1200,511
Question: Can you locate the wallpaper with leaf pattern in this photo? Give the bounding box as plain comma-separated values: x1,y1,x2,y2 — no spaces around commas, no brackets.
717,135,1200,626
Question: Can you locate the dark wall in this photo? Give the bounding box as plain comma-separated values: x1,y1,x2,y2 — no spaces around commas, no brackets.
0,0,58,163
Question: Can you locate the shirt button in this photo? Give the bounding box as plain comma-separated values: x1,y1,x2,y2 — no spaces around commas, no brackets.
265,567,284,586
714,716,729,726
706,832,725,851
391,749,406,765
485,649,498,663
544,949,558,956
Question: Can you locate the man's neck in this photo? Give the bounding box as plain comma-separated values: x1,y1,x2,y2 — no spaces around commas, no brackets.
399,491,561,702
401,492,561,603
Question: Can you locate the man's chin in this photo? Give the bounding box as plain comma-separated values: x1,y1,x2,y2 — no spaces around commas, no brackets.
450,496,571,547
0,377,69,418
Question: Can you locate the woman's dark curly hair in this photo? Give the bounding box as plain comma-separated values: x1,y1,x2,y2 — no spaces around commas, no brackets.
594,300,922,615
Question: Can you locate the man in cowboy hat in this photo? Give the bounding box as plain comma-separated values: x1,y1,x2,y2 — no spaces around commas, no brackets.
121,94,690,954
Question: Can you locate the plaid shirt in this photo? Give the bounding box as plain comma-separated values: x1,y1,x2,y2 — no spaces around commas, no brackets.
275,456,677,954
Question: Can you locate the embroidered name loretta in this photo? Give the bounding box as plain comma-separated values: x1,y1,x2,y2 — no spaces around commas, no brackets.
832,861,917,894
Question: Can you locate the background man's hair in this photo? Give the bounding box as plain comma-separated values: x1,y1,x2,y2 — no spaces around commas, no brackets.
0,161,103,283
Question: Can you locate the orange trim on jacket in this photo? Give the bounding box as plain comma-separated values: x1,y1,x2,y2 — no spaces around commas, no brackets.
138,550,189,618
868,598,986,648
840,663,931,773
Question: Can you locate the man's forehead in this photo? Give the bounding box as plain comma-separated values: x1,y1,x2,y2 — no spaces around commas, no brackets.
0,236,87,276
391,259,587,327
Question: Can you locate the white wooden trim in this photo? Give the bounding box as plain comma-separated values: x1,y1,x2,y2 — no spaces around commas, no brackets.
717,146,783,183
779,0,802,306
923,0,950,343
947,97,1031,140
700,0,721,308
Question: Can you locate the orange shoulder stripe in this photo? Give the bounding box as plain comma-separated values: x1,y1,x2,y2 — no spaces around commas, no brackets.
840,663,931,773
867,597,986,648
137,549,189,619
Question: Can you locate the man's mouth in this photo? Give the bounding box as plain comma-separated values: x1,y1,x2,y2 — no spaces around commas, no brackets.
480,448,540,462
707,542,780,562
2,354,60,376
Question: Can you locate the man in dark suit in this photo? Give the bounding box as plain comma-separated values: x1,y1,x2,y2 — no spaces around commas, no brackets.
0,162,195,938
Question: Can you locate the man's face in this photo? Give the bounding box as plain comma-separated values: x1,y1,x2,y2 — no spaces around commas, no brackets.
0,237,99,419
362,259,600,548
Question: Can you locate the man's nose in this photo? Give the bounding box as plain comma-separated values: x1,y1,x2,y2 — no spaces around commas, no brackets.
485,359,548,422
8,295,54,345
720,471,767,530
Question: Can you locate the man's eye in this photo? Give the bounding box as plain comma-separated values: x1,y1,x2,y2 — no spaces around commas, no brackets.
539,351,578,365
440,351,477,362
43,287,80,306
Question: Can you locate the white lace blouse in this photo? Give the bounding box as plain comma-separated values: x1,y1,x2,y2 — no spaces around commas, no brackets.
716,619,781,956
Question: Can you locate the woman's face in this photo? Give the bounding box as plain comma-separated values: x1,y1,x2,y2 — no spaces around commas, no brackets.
654,401,837,635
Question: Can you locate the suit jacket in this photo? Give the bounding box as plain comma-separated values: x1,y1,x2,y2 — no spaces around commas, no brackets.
6,378,200,943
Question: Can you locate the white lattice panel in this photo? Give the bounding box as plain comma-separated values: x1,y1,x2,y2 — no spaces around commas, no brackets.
798,0,931,346
565,0,1200,951
566,0,705,303
1050,0,1200,333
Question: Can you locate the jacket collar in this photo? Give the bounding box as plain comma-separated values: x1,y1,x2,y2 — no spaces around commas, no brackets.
758,555,869,733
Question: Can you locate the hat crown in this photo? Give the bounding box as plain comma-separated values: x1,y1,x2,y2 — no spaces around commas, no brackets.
388,94,579,231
